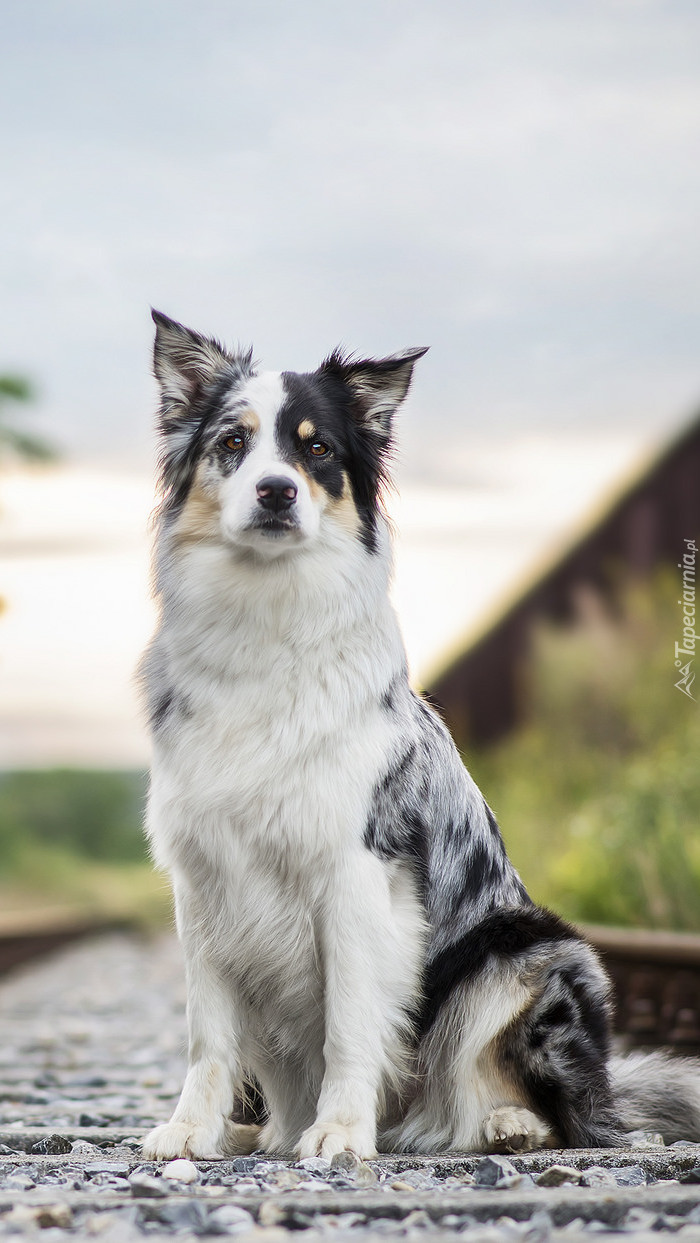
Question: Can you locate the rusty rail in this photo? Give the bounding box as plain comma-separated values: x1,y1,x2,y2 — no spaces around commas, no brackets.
0,908,133,976
582,924,700,1052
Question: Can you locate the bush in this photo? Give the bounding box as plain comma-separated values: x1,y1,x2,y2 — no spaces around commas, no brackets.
0,769,148,865
0,769,171,926
466,569,700,929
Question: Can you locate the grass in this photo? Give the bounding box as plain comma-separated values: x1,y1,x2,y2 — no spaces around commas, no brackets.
0,769,171,928
466,568,700,930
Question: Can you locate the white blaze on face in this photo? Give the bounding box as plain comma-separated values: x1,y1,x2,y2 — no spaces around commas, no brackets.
218,371,321,552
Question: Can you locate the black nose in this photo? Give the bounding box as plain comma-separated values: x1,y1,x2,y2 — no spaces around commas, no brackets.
256,475,298,512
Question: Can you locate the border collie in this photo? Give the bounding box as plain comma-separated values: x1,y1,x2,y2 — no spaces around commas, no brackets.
141,311,700,1160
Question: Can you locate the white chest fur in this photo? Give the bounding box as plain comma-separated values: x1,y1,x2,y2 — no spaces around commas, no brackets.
144,525,420,1074
147,528,404,856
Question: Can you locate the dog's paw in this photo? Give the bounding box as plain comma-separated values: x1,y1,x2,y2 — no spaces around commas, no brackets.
141,1121,224,1161
296,1121,377,1161
482,1106,551,1154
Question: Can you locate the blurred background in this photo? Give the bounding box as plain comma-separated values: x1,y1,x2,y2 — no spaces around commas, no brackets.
1,0,699,944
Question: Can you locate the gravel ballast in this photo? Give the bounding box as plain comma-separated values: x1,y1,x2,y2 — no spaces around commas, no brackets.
1,932,699,1240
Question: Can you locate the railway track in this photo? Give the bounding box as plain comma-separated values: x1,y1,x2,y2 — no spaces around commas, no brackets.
580,924,700,1053
1,929,700,1240
0,908,132,977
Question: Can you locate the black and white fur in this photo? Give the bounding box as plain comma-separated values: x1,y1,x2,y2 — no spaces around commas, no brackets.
141,311,700,1160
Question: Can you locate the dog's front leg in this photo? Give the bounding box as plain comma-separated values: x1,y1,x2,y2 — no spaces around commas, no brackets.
297,851,412,1160
142,944,245,1160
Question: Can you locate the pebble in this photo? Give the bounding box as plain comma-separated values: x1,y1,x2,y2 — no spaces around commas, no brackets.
207,1204,256,1234
85,1161,130,1175
609,1163,647,1186
4,1172,36,1190
388,1168,436,1190
30,1133,72,1155
473,1155,524,1188
128,1170,169,1198
228,1156,257,1173
142,1200,208,1233
536,1164,582,1186
580,1165,618,1188
258,1200,285,1227
625,1206,660,1231
264,1167,305,1189
34,1204,73,1229
299,1155,332,1174
401,1209,434,1230
324,1149,377,1185
161,1157,200,1183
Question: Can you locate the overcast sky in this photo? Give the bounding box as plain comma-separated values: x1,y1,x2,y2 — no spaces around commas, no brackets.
2,0,699,479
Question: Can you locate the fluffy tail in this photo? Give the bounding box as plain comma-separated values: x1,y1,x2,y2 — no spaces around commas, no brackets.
611,1051,700,1142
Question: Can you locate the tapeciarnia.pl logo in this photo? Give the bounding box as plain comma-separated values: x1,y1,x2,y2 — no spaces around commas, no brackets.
675,537,697,700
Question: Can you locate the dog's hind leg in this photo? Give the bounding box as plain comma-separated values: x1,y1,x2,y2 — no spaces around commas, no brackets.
492,939,623,1150
390,915,622,1154
388,962,542,1152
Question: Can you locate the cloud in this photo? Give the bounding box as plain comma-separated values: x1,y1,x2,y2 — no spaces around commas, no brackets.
1,0,699,464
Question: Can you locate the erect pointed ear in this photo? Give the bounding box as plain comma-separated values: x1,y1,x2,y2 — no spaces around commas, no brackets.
151,309,251,419
320,346,429,442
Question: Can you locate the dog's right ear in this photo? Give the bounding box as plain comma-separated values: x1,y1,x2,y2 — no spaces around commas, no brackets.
151,310,249,420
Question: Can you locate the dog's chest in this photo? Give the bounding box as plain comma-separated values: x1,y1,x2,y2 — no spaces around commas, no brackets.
152,661,397,1047
153,624,398,855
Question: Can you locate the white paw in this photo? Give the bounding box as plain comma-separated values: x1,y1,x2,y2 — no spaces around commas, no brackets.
141,1120,225,1161
296,1121,377,1161
482,1106,551,1154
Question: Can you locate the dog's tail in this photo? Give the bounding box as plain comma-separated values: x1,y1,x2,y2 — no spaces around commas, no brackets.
610,1050,700,1142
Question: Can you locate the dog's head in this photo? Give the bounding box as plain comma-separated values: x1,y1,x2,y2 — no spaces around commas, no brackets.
152,311,427,558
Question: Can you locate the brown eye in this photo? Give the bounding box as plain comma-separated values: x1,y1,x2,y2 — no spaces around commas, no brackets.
310,441,329,457
223,433,244,452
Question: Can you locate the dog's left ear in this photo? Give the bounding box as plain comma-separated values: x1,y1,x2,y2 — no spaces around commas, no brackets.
321,347,429,443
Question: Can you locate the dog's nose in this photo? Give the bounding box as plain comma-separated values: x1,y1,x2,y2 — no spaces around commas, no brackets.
256,476,298,512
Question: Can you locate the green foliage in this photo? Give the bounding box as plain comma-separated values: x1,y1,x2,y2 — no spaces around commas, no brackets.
467,569,700,930
0,769,171,927
0,375,34,402
0,769,148,865
0,371,56,461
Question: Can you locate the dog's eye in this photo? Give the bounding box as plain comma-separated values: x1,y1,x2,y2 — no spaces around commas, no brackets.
223,433,244,452
309,441,329,457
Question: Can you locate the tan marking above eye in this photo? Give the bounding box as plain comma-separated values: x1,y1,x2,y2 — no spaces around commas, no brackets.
235,410,260,435
297,419,316,440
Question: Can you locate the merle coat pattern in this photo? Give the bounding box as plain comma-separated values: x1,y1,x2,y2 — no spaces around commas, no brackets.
141,311,700,1161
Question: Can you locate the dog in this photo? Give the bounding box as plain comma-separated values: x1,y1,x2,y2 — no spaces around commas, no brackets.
140,310,700,1160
